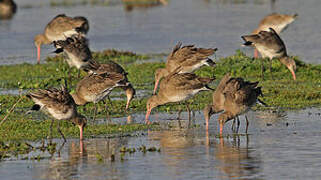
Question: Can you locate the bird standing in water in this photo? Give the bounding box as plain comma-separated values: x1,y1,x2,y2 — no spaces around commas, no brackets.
146,69,215,126
214,75,263,135
27,86,87,142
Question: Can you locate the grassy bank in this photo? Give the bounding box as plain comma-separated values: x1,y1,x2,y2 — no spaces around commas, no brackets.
0,49,321,142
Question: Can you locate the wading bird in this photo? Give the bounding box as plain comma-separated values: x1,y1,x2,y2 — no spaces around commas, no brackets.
251,13,298,58
210,75,263,135
153,42,217,94
146,70,215,125
203,74,241,132
91,61,136,110
34,14,89,64
242,28,297,80
27,86,87,142
71,73,129,121
53,35,98,77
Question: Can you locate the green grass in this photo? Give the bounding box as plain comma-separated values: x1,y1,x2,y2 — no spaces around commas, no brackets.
0,49,321,142
0,112,157,141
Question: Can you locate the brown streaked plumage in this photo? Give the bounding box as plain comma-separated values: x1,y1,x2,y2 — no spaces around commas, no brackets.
146,72,215,124
153,42,217,94
214,75,263,135
53,35,98,75
90,61,136,110
252,13,298,35
0,0,16,20
27,86,87,141
242,28,297,80
252,13,298,58
71,73,129,121
204,73,240,132
34,14,89,64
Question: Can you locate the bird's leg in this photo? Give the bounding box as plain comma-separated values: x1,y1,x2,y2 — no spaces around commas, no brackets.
49,119,54,140
236,116,240,134
254,49,259,59
92,103,97,122
107,95,113,106
186,102,191,128
245,115,249,134
261,59,265,80
68,67,72,83
269,59,274,80
57,121,66,142
176,102,182,120
103,100,111,124
176,103,182,129
231,118,236,133
77,69,80,79
192,110,195,126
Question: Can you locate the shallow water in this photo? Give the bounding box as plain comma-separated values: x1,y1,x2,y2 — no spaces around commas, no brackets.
2,108,321,179
1,0,321,65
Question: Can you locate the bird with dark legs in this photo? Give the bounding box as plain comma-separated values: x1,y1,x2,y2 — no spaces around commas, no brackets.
71,73,129,122
146,68,215,127
209,74,264,135
242,28,297,80
27,86,87,142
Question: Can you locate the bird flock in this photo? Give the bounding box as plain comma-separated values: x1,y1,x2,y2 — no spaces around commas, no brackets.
22,11,298,142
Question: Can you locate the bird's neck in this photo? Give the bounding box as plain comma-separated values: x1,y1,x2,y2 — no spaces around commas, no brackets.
37,34,51,45
279,56,291,67
71,93,87,106
150,95,166,109
156,68,169,81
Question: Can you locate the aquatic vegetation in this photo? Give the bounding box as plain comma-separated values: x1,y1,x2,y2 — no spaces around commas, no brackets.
0,107,158,141
0,50,321,142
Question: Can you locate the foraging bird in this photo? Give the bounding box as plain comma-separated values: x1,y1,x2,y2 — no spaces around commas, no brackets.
27,86,87,142
91,61,136,110
242,28,297,80
0,0,17,20
146,70,215,124
252,13,298,58
213,75,263,135
53,35,98,76
34,14,89,64
71,73,129,121
204,74,241,132
153,42,217,94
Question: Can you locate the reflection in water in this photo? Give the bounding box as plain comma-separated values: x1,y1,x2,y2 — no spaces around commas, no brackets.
207,133,262,179
122,0,168,12
39,138,129,180
42,141,87,180
255,110,287,127
127,115,133,124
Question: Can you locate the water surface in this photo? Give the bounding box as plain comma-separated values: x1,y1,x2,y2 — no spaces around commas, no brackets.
1,0,321,64
1,108,321,179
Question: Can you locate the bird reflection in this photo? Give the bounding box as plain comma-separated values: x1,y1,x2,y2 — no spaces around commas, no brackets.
206,133,262,179
122,0,168,12
43,141,87,180
40,138,130,179
254,110,286,127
